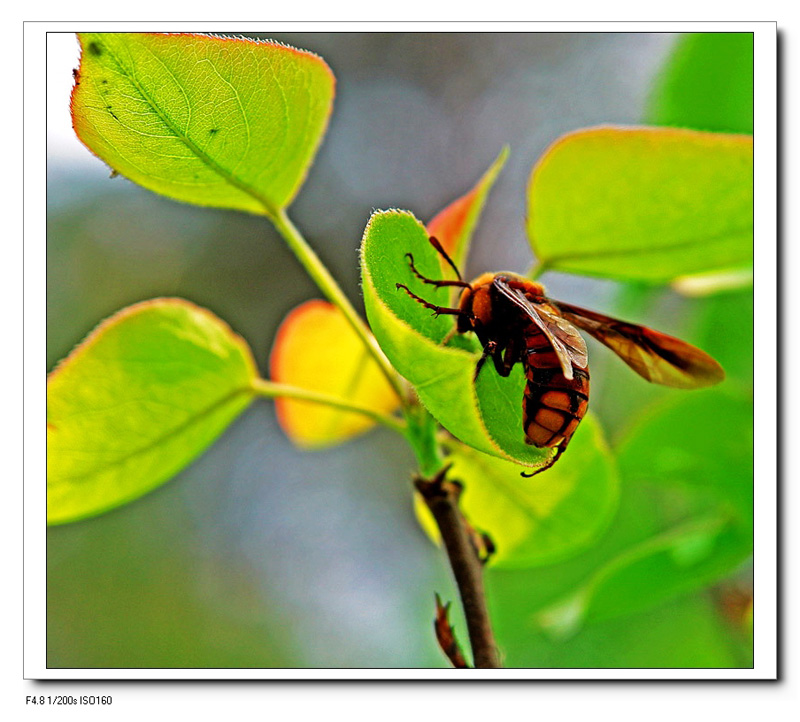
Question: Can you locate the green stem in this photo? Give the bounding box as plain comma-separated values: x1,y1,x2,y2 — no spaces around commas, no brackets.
270,208,406,403
251,378,407,436
406,403,444,477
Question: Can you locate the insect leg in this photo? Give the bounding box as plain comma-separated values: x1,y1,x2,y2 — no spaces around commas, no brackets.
396,283,469,318
492,335,519,377
520,444,565,477
474,340,498,380
405,253,471,289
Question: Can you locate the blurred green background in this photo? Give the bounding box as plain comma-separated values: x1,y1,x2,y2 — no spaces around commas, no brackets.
47,31,753,669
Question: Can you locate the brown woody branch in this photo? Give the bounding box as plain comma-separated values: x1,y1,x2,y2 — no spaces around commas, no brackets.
415,465,501,668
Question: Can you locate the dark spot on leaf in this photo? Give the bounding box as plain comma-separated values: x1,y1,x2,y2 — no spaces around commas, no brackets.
109,169,119,179
88,41,103,57
209,128,219,135
101,79,108,84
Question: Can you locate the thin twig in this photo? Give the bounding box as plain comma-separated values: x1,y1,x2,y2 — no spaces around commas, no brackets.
270,208,406,402
415,465,501,669
250,378,407,436
433,594,469,668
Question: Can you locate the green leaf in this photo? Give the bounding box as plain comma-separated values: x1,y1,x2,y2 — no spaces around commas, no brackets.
415,414,619,568
361,209,549,468
691,288,754,392
71,33,334,216
487,476,664,616
495,591,746,668
616,389,754,529
647,33,754,133
47,299,258,524
528,126,753,283
529,387,754,631
536,515,751,635
487,457,752,663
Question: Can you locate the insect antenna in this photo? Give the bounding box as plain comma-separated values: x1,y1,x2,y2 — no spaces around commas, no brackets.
395,283,469,319
428,236,464,281
405,253,472,289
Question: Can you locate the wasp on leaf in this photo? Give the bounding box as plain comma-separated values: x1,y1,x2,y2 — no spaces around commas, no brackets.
396,237,725,476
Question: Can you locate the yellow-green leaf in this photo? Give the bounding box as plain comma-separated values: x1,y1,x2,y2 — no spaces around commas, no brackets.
414,414,618,568
47,299,258,524
528,126,753,283
71,32,334,215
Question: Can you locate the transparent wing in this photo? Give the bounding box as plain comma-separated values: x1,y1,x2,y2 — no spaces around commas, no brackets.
552,301,725,389
492,278,587,380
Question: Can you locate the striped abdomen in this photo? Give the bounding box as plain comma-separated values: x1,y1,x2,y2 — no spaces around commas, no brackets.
521,322,590,449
